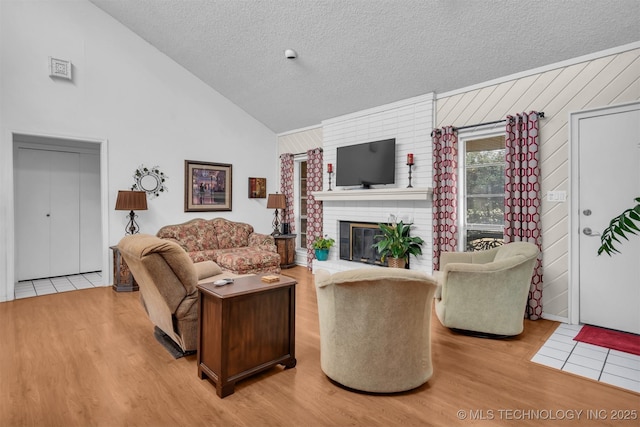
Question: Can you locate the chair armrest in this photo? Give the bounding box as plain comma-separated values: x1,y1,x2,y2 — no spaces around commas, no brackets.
315,269,332,288
439,246,501,268
440,251,475,268
194,260,223,280
443,255,525,275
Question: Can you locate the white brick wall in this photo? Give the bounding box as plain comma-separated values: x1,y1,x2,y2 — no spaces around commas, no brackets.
317,94,435,274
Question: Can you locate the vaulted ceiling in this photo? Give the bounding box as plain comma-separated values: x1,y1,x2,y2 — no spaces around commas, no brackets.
89,0,639,133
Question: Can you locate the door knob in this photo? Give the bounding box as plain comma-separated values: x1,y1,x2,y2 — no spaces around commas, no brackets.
583,227,600,236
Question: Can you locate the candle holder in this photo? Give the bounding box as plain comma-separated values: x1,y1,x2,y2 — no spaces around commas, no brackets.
407,163,414,188
328,171,334,191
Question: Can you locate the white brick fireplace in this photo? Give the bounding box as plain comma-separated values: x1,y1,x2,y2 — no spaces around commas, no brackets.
312,94,435,275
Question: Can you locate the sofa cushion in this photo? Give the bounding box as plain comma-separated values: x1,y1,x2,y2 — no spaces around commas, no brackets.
157,218,219,252
189,249,219,264
213,247,281,274
212,218,253,249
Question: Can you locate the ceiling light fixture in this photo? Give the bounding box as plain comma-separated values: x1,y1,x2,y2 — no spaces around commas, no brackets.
284,49,297,59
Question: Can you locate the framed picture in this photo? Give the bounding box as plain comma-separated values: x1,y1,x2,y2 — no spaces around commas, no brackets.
184,160,232,212
248,177,267,198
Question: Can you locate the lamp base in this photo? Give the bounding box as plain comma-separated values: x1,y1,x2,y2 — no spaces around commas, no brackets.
125,210,140,235
271,209,281,236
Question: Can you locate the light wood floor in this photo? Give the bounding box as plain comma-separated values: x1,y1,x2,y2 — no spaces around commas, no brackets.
1,266,637,426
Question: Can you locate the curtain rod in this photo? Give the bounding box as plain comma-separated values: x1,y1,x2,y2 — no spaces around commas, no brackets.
454,112,545,132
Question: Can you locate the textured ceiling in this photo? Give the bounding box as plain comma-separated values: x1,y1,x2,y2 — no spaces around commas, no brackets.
89,0,639,133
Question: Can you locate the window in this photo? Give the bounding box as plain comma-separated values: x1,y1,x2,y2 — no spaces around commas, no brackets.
459,134,505,251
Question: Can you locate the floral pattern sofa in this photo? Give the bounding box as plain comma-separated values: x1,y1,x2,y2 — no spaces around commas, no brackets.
156,218,281,274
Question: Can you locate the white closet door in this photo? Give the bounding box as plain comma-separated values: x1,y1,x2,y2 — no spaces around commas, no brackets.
49,150,80,277
16,148,51,280
16,148,80,280
79,153,102,272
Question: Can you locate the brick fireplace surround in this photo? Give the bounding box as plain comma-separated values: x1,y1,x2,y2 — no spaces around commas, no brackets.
311,94,435,275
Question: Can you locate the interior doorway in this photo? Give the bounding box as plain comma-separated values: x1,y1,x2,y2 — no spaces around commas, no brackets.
570,102,640,335
11,133,108,295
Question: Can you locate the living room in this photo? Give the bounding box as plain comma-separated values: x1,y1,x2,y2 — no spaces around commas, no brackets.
1,1,639,425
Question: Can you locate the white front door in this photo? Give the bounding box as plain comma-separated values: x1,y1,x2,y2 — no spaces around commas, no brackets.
573,102,640,335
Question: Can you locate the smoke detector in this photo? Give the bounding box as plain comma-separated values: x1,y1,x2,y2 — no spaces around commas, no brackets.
284,49,297,59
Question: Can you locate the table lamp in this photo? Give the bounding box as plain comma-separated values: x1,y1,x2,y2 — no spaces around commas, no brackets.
115,190,148,235
267,193,286,236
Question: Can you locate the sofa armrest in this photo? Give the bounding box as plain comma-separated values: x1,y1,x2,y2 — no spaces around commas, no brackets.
248,232,275,247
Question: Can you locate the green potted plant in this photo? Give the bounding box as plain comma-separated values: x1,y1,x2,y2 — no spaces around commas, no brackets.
372,220,424,268
312,235,335,261
598,196,640,256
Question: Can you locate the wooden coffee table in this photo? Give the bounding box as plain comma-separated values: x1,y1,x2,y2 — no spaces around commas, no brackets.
196,274,297,398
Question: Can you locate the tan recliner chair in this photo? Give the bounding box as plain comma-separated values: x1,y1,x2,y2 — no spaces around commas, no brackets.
118,234,235,352
434,241,540,337
315,268,438,393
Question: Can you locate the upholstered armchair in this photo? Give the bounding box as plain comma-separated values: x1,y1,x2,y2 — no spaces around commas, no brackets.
117,234,234,353
315,268,438,393
434,241,539,337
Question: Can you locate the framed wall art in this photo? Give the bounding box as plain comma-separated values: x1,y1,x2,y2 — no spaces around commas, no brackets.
184,160,232,212
248,177,267,198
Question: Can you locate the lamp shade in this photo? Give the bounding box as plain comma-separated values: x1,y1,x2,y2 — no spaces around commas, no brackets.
115,190,148,211
267,193,286,209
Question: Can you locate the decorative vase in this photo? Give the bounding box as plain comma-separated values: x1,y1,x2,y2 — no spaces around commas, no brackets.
315,249,329,261
387,257,406,269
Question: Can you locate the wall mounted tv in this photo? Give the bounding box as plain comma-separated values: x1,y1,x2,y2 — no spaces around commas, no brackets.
336,138,396,188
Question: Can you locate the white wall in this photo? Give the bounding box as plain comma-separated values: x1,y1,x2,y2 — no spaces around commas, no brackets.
0,0,278,301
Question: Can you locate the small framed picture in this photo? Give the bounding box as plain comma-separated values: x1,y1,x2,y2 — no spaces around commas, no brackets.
248,177,267,198
184,160,232,212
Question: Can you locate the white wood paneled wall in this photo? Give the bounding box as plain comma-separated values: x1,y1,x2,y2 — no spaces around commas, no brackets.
278,126,323,156
435,48,640,320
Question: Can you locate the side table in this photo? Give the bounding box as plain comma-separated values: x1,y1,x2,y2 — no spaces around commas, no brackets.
274,234,297,269
110,245,139,292
197,274,297,398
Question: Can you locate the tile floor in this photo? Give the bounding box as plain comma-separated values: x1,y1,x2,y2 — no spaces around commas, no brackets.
532,322,640,394
14,271,103,299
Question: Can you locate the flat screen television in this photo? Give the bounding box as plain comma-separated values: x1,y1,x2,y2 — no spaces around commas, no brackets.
336,138,396,188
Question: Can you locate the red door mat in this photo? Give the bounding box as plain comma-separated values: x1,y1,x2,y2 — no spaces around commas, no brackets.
574,325,640,356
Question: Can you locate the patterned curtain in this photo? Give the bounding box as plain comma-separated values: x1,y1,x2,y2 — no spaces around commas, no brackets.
306,148,323,269
432,126,458,271
279,153,295,233
505,112,543,320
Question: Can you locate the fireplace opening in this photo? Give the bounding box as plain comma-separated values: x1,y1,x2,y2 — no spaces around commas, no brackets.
339,221,387,267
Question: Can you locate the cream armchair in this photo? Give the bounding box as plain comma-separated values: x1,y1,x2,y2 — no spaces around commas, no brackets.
118,234,238,353
434,242,539,337
315,268,438,393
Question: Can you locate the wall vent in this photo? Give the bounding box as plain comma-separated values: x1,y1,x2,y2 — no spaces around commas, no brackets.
48,57,72,80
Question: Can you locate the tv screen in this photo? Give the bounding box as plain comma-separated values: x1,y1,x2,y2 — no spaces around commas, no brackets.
336,139,396,188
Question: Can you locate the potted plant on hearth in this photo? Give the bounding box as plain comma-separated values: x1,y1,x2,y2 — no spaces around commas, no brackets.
312,235,335,261
372,220,424,268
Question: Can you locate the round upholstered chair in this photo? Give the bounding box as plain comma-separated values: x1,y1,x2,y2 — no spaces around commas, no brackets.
315,268,438,393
